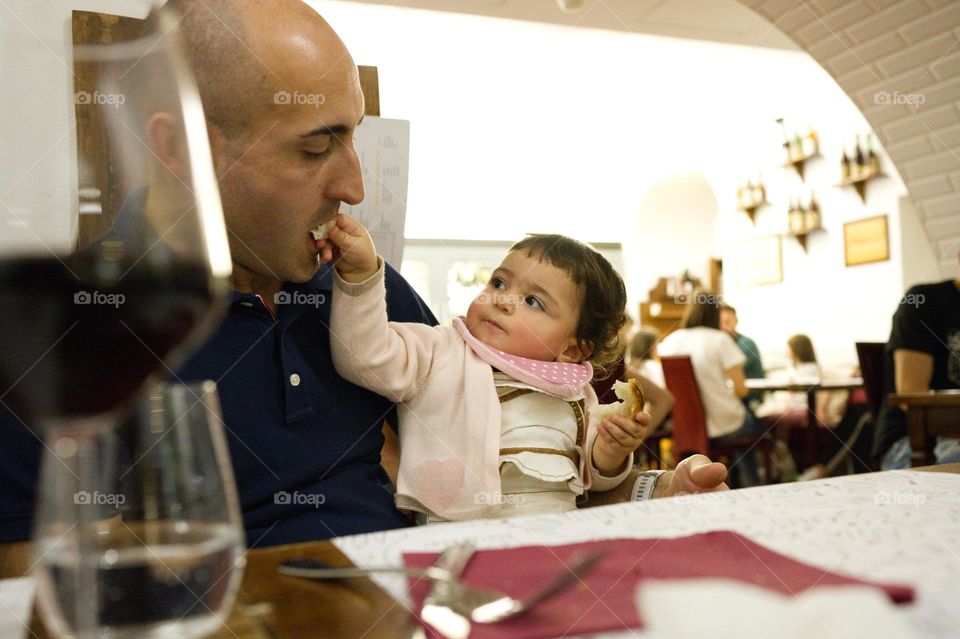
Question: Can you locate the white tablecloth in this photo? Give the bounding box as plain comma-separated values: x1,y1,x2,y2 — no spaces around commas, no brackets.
334,469,960,638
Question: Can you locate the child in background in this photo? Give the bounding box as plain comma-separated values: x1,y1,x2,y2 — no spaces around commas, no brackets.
628,328,666,387
625,328,674,430
757,334,845,427
786,334,821,380
326,214,651,522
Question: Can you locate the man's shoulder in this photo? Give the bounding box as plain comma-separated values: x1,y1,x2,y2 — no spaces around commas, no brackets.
903,279,958,301
896,280,958,322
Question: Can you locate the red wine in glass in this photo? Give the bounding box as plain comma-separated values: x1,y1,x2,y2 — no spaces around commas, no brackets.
0,252,216,426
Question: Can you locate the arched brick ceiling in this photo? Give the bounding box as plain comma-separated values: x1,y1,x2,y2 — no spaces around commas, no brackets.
738,0,960,277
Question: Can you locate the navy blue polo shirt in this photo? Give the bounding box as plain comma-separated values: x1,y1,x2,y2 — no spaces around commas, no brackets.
176,262,436,546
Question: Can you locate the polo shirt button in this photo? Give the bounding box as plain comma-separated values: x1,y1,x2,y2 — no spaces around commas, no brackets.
289,373,301,387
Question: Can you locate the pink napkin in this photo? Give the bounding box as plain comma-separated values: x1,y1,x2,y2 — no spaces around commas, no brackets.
405,531,914,639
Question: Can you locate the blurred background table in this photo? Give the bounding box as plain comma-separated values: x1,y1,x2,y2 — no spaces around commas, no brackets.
888,391,960,467
746,377,864,465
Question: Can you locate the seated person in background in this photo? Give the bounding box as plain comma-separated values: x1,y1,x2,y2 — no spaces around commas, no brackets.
874,269,960,469
755,334,851,476
323,215,729,520
625,328,674,430
659,294,765,487
785,334,820,379
720,304,765,405
756,334,843,427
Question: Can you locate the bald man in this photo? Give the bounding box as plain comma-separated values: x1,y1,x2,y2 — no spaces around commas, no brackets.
153,0,444,545
0,0,728,546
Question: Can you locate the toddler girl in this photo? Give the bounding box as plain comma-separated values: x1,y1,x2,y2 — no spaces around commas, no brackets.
326,214,650,522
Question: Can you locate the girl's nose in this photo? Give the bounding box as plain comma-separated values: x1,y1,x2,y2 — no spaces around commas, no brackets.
494,291,513,313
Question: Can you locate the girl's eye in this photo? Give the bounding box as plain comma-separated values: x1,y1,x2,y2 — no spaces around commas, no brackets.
490,277,506,290
525,296,544,311
303,150,330,160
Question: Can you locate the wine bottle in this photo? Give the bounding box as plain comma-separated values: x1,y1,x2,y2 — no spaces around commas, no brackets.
788,198,802,233
681,270,695,297
776,117,790,155
841,146,851,179
805,191,821,230
854,135,865,175
866,134,880,174
806,125,819,156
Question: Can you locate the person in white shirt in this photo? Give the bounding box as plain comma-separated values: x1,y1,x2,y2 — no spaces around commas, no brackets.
658,294,766,486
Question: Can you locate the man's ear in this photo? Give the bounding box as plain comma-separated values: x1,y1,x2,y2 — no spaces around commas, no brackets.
557,339,592,364
145,112,189,182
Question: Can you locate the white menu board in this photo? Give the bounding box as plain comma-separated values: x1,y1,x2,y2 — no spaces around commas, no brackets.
340,117,410,267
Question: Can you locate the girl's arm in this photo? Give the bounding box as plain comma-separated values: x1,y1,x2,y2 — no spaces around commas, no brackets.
328,215,444,402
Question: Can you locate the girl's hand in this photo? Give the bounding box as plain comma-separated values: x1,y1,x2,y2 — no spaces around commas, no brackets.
326,213,379,283
592,411,654,475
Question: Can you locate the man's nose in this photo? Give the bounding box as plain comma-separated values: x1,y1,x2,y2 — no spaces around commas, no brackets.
326,139,364,205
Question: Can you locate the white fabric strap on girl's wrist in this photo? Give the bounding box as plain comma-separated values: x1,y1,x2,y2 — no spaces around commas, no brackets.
631,470,666,501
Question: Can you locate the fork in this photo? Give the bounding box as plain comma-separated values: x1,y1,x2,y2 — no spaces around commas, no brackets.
438,547,608,624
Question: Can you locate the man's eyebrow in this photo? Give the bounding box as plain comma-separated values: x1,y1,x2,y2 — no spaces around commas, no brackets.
300,124,350,138
300,115,364,139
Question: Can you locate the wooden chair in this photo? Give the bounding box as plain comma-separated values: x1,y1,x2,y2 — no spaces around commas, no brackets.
660,356,774,485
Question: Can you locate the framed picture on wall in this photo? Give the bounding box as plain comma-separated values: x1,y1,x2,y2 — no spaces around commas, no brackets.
844,214,889,267
736,235,782,287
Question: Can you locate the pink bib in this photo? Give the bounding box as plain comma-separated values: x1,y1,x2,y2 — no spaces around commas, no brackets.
454,317,592,399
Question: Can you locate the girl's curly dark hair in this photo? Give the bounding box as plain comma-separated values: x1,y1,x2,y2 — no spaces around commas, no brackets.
509,234,627,378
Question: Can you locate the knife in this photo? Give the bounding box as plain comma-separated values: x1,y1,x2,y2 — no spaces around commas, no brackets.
420,543,477,639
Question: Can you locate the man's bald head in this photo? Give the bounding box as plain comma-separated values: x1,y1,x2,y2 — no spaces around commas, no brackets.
157,0,350,138
143,0,366,287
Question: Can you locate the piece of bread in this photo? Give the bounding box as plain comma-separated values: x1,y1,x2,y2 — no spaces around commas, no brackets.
593,378,646,420
310,218,337,241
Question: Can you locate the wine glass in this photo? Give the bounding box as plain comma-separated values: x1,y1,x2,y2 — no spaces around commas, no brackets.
1,5,237,638
31,381,246,639
0,5,231,429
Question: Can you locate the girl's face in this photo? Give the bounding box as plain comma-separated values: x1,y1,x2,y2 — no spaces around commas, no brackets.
465,250,588,363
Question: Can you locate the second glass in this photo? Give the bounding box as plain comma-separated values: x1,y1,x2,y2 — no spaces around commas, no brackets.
32,381,246,639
